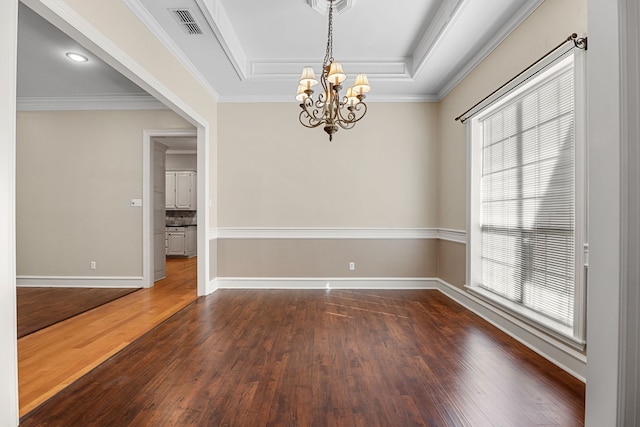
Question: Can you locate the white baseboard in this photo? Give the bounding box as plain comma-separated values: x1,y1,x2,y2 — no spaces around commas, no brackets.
436,279,587,382
17,276,144,288
215,277,439,290
206,278,218,295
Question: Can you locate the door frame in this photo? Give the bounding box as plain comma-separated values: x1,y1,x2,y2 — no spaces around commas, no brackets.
142,129,198,289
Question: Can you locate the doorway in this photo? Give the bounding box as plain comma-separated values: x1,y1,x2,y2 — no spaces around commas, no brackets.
144,131,198,287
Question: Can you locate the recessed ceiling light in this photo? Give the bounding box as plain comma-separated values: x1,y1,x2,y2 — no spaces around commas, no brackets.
65,52,88,63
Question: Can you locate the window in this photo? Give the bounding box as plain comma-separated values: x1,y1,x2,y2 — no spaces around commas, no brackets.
467,51,586,346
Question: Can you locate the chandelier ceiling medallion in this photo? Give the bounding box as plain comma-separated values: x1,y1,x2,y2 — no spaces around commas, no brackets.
296,0,370,141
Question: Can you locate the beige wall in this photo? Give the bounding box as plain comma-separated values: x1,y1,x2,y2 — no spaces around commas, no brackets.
218,102,439,228
437,240,466,288
218,238,437,278
437,0,588,231
166,153,197,171
16,110,193,276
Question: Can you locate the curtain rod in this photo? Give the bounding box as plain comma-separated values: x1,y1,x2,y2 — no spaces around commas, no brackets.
455,33,587,123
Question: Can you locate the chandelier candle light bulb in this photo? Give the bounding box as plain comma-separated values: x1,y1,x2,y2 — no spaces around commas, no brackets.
296,0,370,141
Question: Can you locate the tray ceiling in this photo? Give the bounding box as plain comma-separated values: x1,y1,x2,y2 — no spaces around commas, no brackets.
17,0,543,104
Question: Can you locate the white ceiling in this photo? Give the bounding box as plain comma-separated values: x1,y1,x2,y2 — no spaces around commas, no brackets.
17,0,542,104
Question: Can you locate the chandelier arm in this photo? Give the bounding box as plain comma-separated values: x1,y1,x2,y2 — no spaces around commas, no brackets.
299,110,325,129
299,109,325,128
299,98,330,128
334,102,367,129
315,92,327,110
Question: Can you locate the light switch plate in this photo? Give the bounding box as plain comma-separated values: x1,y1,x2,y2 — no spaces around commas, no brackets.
131,199,143,207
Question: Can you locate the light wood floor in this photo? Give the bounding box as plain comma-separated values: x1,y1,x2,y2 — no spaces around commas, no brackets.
17,287,139,338
18,257,197,417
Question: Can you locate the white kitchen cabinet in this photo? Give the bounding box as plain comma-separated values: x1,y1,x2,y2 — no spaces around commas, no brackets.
166,227,186,256
166,225,197,257
166,171,196,210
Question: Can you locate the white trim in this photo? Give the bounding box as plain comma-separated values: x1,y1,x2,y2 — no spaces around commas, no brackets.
17,276,144,288
247,59,411,81
436,0,544,100
122,0,542,103
412,0,463,76
122,0,220,100
0,0,19,423
207,278,218,295
194,0,247,80
436,279,586,382
216,227,438,239
467,285,585,349
217,93,440,103
143,129,197,289
214,227,468,240
216,277,438,290
209,227,219,240
438,228,467,244
196,125,210,297
16,94,166,111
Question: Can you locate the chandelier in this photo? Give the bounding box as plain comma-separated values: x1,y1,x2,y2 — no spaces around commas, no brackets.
296,0,370,141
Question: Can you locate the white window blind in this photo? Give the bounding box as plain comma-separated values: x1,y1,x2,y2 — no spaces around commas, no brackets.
474,54,580,334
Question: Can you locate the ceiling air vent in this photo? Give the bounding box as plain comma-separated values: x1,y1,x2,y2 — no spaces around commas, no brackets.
170,8,203,35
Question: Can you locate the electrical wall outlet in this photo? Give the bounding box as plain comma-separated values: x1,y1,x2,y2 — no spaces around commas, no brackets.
349,262,355,271
90,261,97,270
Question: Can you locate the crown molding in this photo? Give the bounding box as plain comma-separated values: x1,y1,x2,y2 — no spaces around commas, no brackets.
195,0,247,80
435,0,544,100
217,93,439,103
16,94,167,111
248,59,411,80
412,0,463,76
122,0,220,100
124,0,543,103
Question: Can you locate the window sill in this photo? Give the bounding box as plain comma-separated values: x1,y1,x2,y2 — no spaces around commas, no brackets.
466,285,586,351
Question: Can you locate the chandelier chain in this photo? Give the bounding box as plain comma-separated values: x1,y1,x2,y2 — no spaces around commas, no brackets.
323,0,334,67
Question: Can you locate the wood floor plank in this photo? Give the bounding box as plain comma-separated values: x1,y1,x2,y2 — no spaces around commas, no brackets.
21,288,585,426
17,257,198,417
17,287,139,338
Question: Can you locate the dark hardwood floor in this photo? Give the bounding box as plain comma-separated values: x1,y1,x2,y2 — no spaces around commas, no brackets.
17,287,139,338
20,289,585,426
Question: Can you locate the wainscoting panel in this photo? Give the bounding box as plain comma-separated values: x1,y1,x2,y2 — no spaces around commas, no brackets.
217,238,438,278
437,239,466,289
